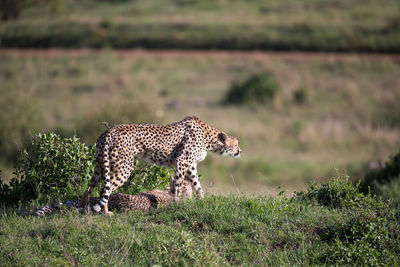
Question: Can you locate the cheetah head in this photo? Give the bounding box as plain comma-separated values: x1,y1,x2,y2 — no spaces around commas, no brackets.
213,132,241,158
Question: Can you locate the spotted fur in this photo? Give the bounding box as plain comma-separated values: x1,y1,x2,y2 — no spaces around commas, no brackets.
34,190,174,216
79,116,241,214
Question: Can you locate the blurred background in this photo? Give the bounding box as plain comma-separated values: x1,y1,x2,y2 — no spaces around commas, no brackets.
0,0,399,195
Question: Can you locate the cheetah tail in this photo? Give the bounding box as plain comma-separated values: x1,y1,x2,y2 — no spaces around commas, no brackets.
94,138,112,212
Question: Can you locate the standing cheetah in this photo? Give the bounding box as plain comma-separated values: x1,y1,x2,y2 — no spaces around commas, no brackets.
79,116,241,214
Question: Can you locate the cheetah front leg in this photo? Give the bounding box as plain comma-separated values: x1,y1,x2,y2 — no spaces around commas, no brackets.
173,162,204,201
186,164,204,199
172,161,188,201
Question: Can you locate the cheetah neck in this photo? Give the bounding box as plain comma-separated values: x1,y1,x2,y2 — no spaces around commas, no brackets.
194,118,223,152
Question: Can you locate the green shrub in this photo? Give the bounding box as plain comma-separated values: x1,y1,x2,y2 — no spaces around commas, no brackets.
0,133,96,204
317,216,393,266
293,87,308,105
296,173,395,265
224,73,279,105
318,235,392,266
296,173,382,210
0,133,172,205
116,159,171,196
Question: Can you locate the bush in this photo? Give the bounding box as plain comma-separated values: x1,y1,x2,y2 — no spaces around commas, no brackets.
316,210,393,266
293,87,308,105
224,73,279,105
296,172,383,210
318,227,392,266
0,133,172,205
296,172,396,265
116,159,171,196
0,133,96,204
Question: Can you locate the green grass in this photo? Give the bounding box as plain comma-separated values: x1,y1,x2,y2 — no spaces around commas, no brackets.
1,177,399,266
1,0,399,52
0,50,399,193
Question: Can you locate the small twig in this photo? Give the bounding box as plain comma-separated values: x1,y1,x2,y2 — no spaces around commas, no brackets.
102,121,111,130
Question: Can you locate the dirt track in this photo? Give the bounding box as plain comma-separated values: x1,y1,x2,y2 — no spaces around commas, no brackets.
1,48,400,62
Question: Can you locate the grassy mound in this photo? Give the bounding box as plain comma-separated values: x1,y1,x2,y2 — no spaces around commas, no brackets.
1,176,399,265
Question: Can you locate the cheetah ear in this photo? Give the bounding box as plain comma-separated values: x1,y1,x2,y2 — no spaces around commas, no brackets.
218,132,227,144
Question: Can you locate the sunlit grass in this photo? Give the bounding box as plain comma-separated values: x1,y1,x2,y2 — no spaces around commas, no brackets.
1,177,399,265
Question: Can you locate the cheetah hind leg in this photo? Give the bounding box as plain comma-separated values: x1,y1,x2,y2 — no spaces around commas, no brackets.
92,187,114,215
96,162,134,215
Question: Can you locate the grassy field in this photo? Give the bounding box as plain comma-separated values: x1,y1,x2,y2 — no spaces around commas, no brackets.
1,0,400,51
1,1,399,264
1,177,399,266
0,49,399,194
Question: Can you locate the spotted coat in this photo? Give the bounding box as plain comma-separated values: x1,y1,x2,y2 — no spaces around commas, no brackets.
79,116,241,214
35,190,173,216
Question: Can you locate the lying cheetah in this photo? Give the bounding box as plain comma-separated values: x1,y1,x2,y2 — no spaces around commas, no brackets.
79,116,241,214
36,181,192,216
35,190,170,216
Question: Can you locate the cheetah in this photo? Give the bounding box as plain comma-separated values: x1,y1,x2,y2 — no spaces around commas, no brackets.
35,190,170,216
79,116,241,214
35,181,193,216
